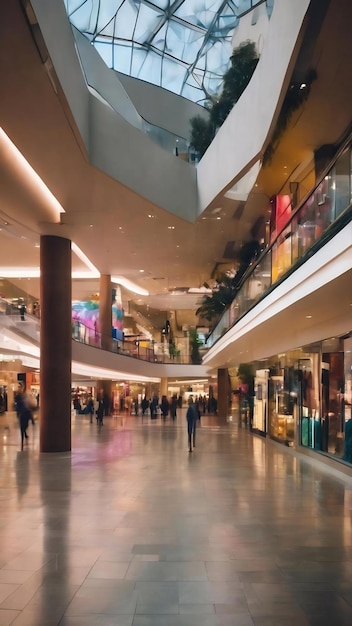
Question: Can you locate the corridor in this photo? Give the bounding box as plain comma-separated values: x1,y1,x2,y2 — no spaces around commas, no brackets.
1,410,352,626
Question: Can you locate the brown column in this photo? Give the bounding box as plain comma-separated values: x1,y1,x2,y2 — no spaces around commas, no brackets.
40,236,71,452
160,377,168,397
217,368,231,418
99,275,112,350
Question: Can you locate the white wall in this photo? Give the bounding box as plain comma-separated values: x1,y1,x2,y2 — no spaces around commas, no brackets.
31,0,91,151
117,73,209,141
73,28,143,131
197,0,311,214
31,0,198,222
89,96,198,222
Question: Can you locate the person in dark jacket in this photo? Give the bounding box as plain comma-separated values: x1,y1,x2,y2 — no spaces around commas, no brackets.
186,396,198,453
170,395,177,421
86,396,94,423
141,396,149,417
15,386,32,450
150,395,159,419
160,395,169,419
96,390,104,426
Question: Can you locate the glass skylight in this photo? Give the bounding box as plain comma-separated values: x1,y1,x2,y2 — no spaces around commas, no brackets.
64,0,270,105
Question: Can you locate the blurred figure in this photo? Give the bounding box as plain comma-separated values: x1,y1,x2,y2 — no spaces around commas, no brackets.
86,395,94,423
150,395,159,419
170,395,177,421
96,390,104,426
15,385,34,450
141,396,149,417
20,303,26,321
160,395,169,419
186,396,198,453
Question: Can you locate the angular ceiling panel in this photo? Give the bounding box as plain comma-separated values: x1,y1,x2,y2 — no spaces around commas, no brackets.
64,0,273,104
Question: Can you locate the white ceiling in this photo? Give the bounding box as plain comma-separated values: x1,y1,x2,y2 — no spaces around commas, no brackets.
1,0,351,339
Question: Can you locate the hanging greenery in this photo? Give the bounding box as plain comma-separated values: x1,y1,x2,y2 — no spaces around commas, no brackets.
196,274,238,322
262,69,317,165
210,42,259,129
189,328,202,364
196,240,261,323
190,41,259,158
188,115,214,160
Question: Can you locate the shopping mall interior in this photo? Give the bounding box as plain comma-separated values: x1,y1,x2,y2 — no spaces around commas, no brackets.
0,0,352,623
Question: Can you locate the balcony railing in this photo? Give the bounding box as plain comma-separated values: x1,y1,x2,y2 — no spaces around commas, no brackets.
71,320,199,364
0,305,202,366
206,140,352,348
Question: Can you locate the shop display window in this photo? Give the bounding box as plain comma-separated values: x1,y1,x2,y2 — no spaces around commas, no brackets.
253,369,269,433
268,366,296,444
342,336,352,463
298,353,320,449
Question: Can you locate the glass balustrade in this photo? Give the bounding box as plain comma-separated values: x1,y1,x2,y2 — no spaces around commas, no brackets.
206,141,352,348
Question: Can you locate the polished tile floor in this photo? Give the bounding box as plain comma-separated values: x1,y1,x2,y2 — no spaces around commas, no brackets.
1,409,352,626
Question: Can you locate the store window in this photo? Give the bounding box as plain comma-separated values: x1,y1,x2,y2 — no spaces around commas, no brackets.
319,338,345,457
343,336,352,463
253,369,269,434
298,350,320,449
268,360,297,445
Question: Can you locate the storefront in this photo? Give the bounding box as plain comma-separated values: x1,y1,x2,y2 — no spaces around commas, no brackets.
248,333,352,464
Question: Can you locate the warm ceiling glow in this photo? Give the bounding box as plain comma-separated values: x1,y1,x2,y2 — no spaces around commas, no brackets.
0,127,65,221
72,361,159,382
0,268,40,278
111,276,149,296
72,242,99,276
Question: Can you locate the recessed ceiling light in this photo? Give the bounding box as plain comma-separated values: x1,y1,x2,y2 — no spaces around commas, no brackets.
306,315,312,319
139,269,144,273
34,244,40,248
168,226,175,230
89,224,93,228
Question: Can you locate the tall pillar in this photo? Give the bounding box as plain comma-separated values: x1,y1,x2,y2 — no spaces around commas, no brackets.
40,236,71,452
160,377,168,397
217,368,231,418
99,275,112,350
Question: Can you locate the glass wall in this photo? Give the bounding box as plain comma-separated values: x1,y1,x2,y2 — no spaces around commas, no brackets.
206,142,352,349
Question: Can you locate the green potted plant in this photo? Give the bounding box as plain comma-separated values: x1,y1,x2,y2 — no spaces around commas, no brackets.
190,41,259,158
189,328,202,364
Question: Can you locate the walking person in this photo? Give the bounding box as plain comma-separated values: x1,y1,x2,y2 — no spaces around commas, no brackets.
96,391,104,426
170,394,177,421
86,395,94,423
186,396,198,453
15,385,33,450
160,395,169,420
141,395,149,417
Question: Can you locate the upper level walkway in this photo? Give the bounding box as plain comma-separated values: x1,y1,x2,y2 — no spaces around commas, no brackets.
1,407,352,625
0,306,209,381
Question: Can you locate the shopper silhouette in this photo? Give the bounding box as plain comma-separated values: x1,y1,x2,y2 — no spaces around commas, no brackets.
186,396,198,452
15,385,33,450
